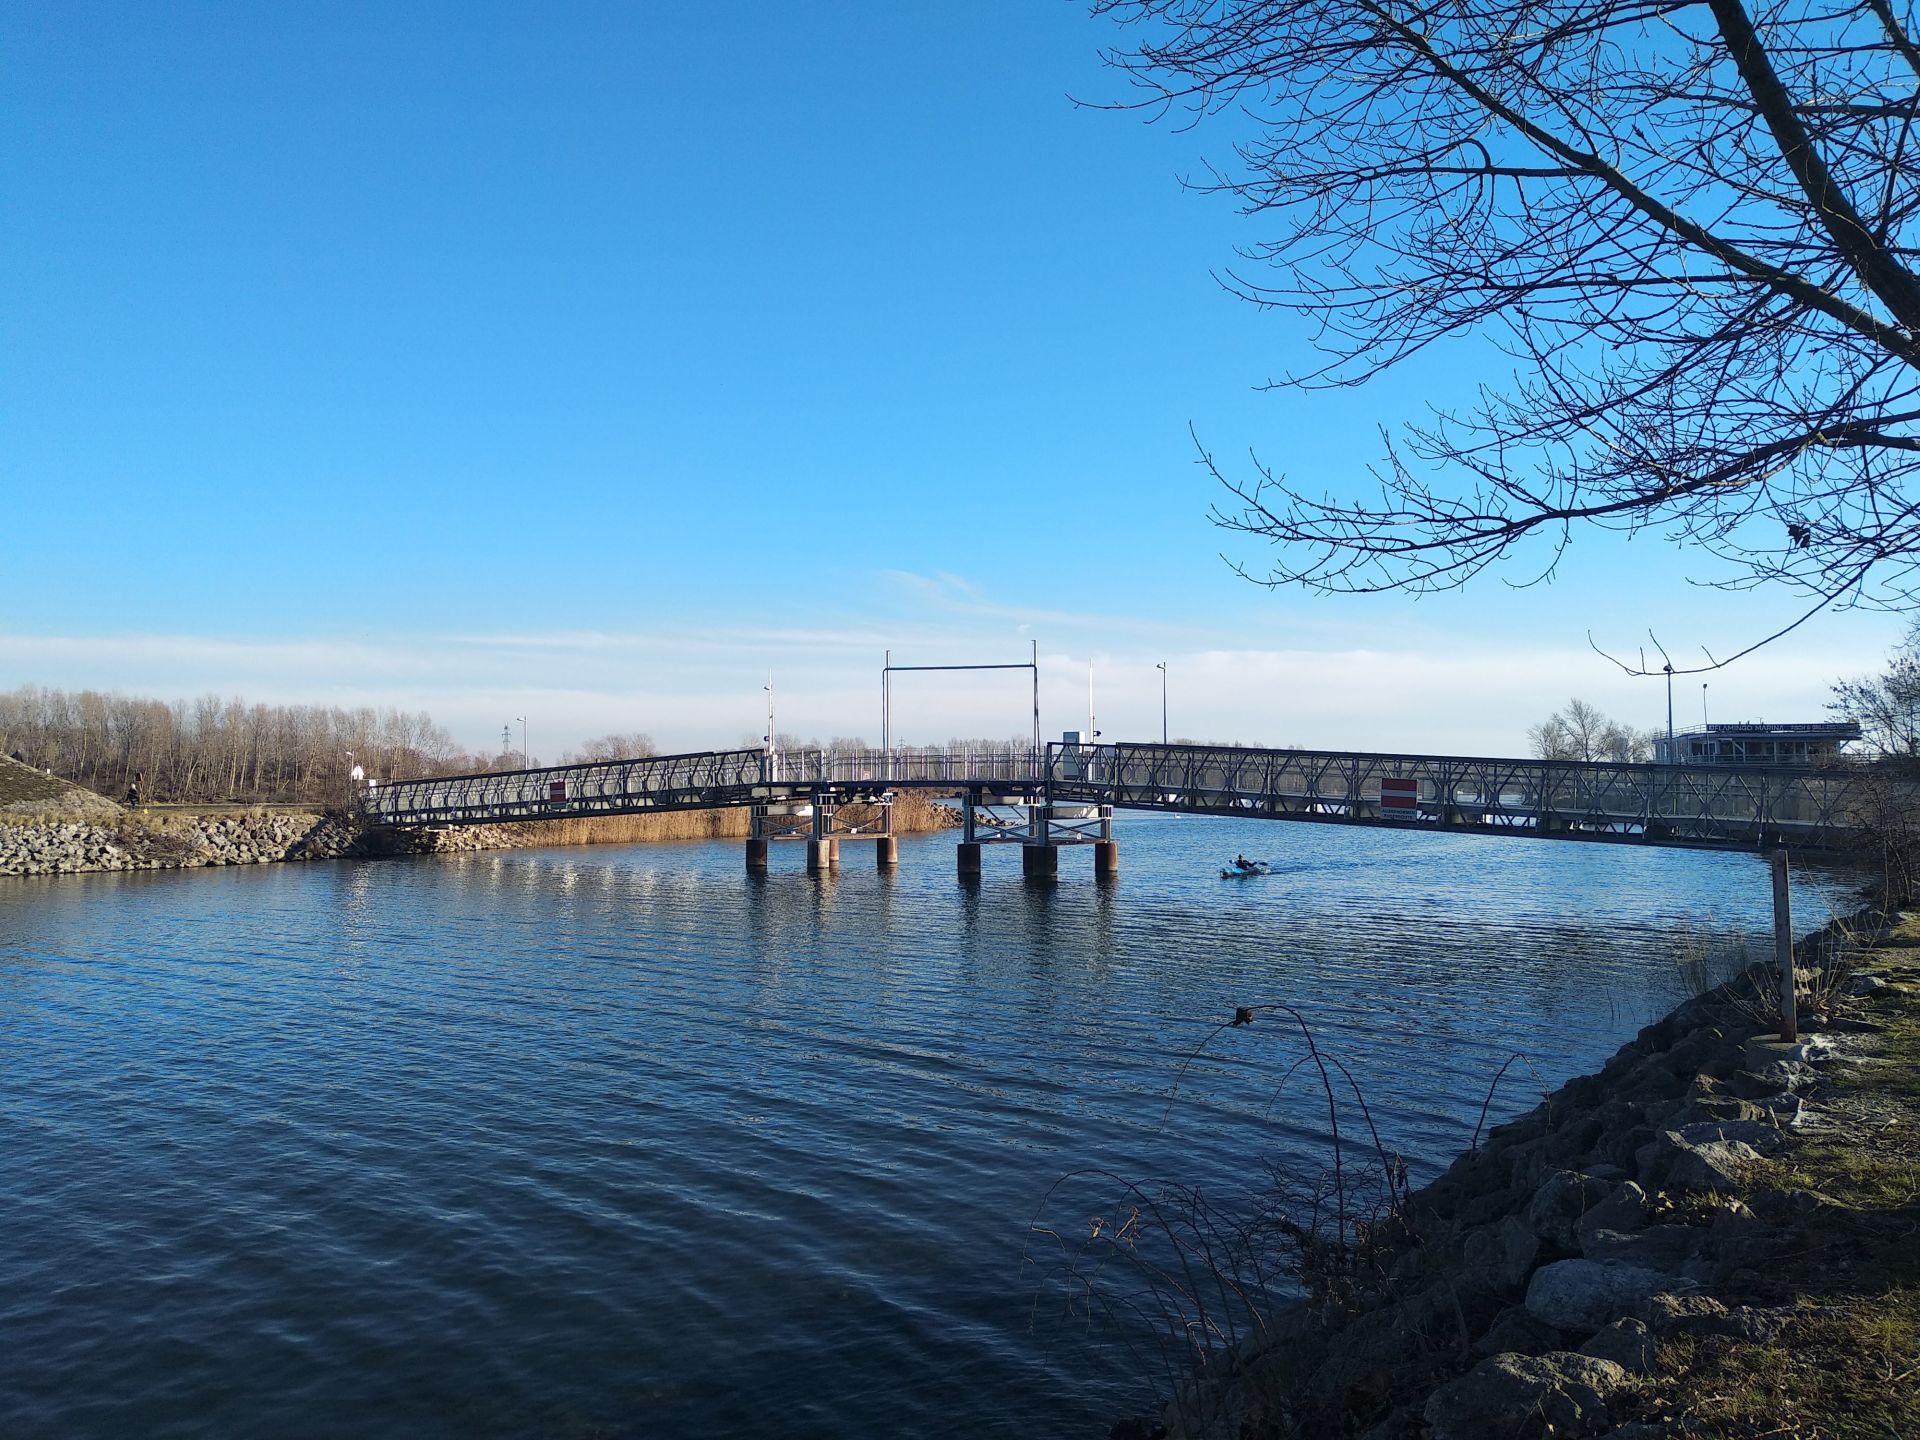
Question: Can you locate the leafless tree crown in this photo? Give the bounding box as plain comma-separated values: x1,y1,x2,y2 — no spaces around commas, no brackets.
1095,0,1920,639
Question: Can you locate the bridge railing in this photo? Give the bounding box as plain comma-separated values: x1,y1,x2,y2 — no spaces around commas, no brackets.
1047,741,1908,850
360,744,1050,826
361,747,772,827
771,746,1044,786
358,738,1911,850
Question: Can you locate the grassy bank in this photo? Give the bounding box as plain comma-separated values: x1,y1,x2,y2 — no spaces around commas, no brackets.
1621,925,1920,1438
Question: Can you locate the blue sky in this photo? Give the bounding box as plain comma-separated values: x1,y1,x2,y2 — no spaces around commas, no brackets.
1,2,1903,758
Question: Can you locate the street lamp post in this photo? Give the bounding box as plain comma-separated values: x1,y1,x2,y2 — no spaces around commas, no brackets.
1663,663,1674,761
1701,684,1710,728
515,716,528,770
1156,662,1168,745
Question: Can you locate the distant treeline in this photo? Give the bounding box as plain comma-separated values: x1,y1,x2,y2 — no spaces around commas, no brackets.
0,686,507,805
0,685,1049,807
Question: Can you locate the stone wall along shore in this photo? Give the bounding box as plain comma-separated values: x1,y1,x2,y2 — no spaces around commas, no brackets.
0,812,374,876
0,791,965,878
1139,916,1914,1440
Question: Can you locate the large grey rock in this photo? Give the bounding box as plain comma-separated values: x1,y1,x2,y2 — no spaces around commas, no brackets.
1644,1293,1728,1336
1579,1318,1656,1376
1636,1128,1769,1192
1524,1260,1682,1332
1666,1139,1764,1193
1423,1351,1630,1440
1581,1225,1705,1275
1576,1182,1649,1250
1462,1213,1542,1293
1674,1119,1786,1154
1474,1304,1571,1360
1528,1171,1618,1252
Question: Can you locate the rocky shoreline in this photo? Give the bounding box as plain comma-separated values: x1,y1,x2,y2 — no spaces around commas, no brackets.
1138,915,1916,1439
0,794,965,878
0,811,488,876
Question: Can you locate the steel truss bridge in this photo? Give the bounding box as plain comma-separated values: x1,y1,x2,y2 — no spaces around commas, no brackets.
357,740,1906,866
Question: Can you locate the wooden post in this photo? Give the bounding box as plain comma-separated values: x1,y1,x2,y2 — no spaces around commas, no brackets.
1772,848,1797,1042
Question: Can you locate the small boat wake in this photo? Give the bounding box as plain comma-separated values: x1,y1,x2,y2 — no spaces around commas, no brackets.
1219,859,1271,879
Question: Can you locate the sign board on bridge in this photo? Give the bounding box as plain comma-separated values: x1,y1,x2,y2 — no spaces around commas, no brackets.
1381,777,1418,819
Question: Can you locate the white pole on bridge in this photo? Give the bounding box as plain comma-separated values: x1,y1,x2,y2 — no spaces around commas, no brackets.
764,672,777,780
1031,638,1040,760
1663,663,1674,760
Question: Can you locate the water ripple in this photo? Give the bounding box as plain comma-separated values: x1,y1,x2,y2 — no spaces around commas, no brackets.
0,818,1856,1437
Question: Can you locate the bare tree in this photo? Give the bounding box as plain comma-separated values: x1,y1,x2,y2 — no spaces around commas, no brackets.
0,685,483,804
563,732,658,763
1529,698,1652,760
1095,0,1920,662
1831,618,1920,760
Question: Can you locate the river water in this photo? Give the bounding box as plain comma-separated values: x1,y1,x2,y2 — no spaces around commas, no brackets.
0,816,1857,1437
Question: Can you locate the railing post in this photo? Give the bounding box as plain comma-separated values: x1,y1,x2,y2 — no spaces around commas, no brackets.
1772,848,1797,1042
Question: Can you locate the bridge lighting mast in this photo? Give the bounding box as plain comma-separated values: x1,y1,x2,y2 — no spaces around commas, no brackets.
764,672,777,774
1156,662,1168,745
1663,664,1674,761
1032,638,1039,758
515,715,527,770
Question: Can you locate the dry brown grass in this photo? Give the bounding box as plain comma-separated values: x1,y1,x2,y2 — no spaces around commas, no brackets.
1621,940,1920,1439
433,789,960,849
0,754,123,822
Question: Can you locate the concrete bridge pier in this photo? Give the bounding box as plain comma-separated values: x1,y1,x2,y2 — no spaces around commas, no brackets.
876,835,898,868
956,841,981,879
746,836,769,873
1094,839,1119,879
1022,843,1058,881
807,837,839,873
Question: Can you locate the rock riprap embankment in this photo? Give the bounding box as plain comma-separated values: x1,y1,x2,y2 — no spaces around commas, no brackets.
1146,929,1907,1440
0,813,352,875
0,812,522,876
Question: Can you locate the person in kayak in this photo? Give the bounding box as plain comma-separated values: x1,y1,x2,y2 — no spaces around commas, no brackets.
1234,854,1254,871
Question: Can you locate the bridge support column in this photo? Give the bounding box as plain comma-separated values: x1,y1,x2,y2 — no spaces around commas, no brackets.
1022,843,1058,881
876,836,898,868
745,836,768,873
807,838,837,873
956,841,981,879
1094,840,1119,879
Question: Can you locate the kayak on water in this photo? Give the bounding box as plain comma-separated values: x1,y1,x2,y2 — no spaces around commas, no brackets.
1220,860,1271,879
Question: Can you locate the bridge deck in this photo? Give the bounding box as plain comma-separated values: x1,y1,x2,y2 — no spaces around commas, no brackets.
355,741,1902,854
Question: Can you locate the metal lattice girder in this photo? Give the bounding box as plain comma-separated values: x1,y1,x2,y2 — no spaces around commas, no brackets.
360,748,776,829
1046,742,1913,854
357,739,1909,855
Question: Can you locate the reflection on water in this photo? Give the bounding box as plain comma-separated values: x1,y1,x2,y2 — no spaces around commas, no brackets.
0,817,1856,1438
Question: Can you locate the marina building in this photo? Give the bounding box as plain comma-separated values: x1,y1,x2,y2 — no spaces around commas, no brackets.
1650,720,1860,767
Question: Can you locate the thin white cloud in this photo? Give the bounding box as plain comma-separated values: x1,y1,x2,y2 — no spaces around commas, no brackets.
0,572,1898,760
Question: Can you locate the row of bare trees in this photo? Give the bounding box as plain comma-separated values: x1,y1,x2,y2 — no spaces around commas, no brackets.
0,686,489,805
1527,699,1656,763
